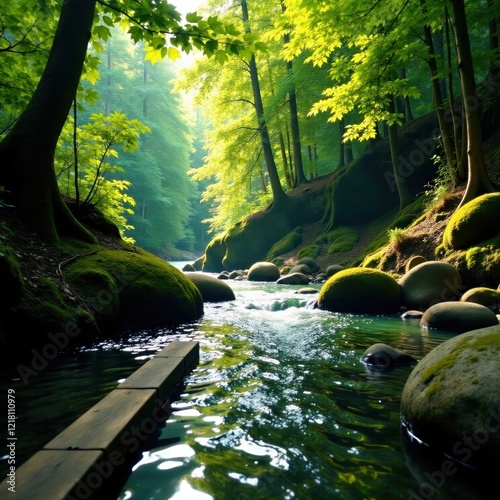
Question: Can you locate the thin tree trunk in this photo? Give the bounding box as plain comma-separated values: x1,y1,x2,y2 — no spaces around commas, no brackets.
422,0,458,187
338,119,345,168
279,131,293,189
73,98,80,204
241,0,287,208
388,95,412,209
450,0,496,208
0,0,96,243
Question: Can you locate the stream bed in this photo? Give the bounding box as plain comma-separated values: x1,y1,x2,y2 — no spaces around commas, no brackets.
1,273,490,499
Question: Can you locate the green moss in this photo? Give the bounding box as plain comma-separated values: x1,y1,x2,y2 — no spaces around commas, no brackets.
326,227,359,254
318,267,401,313
298,244,320,259
203,233,227,272
421,333,500,385
443,193,500,250
425,381,444,398
67,248,203,329
361,249,387,269
266,227,303,260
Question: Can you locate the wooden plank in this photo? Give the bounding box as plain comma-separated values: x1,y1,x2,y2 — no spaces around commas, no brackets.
117,357,184,401
0,450,103,500
155,341,199,372
44,389,156,459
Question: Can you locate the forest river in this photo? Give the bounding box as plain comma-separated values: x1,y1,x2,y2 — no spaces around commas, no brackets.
1,264,493,499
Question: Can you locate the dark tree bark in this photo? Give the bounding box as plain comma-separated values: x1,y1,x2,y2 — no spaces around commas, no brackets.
241,0,287,208
422,0,458,187
488,0,499,77
450,0,496,209
0,0,96,243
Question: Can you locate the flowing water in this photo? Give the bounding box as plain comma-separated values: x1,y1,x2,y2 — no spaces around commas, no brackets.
1,269,490,499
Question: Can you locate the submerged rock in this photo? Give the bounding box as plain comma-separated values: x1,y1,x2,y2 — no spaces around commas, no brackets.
420,301,498,333
401,325,500,472
317,268,401,314
185,272,235,302
401,310,424,320
362,343,416,370
399,261,463,310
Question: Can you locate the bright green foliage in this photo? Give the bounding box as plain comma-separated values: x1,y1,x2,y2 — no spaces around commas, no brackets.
55,112,150,241
0,0,57,134
266,227,303,260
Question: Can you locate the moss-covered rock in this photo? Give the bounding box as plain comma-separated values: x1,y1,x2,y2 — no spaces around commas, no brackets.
223,209,293,270
248,261,280,282
317,267,401,314
399,261,462,310
289,264,312,275
297,257,320,273
405,255,426,273
203,234,227,273
184,272,235,303
67,248,203,329
266,227,303,261
443,193,500,250
460,287,500,310
0,243,23,305
420,301,499,333
401,325,500,471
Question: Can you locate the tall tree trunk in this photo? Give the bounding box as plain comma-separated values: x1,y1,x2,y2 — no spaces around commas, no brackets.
278,131,293,189
399,68,414,122
422,1,458,187
450,0,496,209
488,0,499,77
241,0,287,208
281,1,306,186
338,119,345,168
388,95,412,209
0,0,96,243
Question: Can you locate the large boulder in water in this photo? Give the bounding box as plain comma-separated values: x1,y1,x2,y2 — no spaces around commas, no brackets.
420,301,498,333
399,261,462,310
184,272,235,302
317,268,401,314
277,272,309,285
248,261,281,282
443,193,500,250
362,343,416,370
401,325,500,471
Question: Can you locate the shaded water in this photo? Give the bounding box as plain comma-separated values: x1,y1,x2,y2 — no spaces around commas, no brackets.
0,276,487,498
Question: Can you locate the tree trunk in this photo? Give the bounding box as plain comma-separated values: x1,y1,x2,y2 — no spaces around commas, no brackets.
241,0,287,208
338,119,345,168
450,0,496,208
0,0,96,243
388,95,412,209
488,0,499,77
278,131,293,189
422,1,458,187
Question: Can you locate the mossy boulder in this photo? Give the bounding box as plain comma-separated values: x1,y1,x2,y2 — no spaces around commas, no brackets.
248,261,280,282
203,235,227,273
289,264,312,275
405,255,426,273
401,325,500,471
325,264,344,278
266,227,303,261
460,287,500,310
193,256,204,271
223,210,292,270
184,272,235,303
399,261,462,310
420,301,499,333
317,267,401,314
66,248,203,330
443,193,500,250
327,227,360,254
297,244,320,259
297,257,320,273
0,243,23,305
